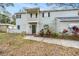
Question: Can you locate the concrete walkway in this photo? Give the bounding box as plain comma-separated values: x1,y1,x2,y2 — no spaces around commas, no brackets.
24,36,79,49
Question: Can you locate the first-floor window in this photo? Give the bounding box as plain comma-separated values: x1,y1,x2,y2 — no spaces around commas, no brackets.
48,12,50,17
30,13,32,18
42,12,44,17
16,14,21,18
17,25,20,30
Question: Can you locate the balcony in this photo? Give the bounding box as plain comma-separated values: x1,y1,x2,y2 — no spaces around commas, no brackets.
26,8,40,23
27,17,39,23
26,8,40,14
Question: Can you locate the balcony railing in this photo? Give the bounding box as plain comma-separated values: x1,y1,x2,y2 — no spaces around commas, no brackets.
27,17,39,22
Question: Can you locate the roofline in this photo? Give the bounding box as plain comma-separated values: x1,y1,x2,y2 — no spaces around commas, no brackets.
25,8,40,10
56,16,79,19
0,23,12,26
60,20,79,22
15,12,26,14
40,8,79,12
15,8,79,14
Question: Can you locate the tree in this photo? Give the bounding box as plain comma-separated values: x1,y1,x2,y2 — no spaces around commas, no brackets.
0,14,10,23
0,3,14,9
0,3,14,24
10,19,16,25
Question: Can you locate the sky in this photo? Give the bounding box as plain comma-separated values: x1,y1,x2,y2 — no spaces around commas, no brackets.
5,3,79,15
6,3,49,15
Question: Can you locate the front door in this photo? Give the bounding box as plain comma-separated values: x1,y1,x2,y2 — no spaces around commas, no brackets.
32,24,36,34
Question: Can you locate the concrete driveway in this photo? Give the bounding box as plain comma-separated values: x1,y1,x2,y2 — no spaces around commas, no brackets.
24,35,79,49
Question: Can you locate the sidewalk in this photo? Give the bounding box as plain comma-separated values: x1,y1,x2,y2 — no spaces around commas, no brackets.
24,36,79,48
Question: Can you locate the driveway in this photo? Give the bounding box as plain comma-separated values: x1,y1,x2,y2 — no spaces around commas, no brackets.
24,35,79,49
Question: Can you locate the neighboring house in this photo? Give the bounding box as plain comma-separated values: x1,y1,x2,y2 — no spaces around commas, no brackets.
0,23,11,32
11,8,79,34
0,7,14,33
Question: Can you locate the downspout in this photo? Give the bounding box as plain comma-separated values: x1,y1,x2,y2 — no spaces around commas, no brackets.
55,18,57,33
36,9,40,35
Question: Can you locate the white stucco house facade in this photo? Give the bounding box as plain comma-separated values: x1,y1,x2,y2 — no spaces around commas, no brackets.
9,8,79,34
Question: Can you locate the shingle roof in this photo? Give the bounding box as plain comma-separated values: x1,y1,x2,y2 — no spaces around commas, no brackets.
15,8,79,14
56,16,79,19
40,8,79,12
56,16,79,22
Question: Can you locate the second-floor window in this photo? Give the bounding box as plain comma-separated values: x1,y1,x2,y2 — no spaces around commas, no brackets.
42,13,44,17
30,13,32,18
36,13,38,18
16,14,21,18
48,12,50,17
78,11,79,15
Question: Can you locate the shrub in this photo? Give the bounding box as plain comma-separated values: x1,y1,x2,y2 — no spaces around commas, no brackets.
44,29,51,37
21,31,26,36
63,35,79,41
0,31,6,33
39,29,44,37
51,32,59,38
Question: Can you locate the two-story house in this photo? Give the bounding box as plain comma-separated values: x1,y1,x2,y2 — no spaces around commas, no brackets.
13,8,79,34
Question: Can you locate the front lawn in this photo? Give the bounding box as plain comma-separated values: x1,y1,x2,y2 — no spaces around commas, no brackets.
0,33,79,56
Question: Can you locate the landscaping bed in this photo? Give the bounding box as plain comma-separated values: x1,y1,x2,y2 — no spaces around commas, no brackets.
50,34,79,41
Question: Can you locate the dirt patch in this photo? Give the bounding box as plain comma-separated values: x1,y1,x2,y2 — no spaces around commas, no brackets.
0,33,79,56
